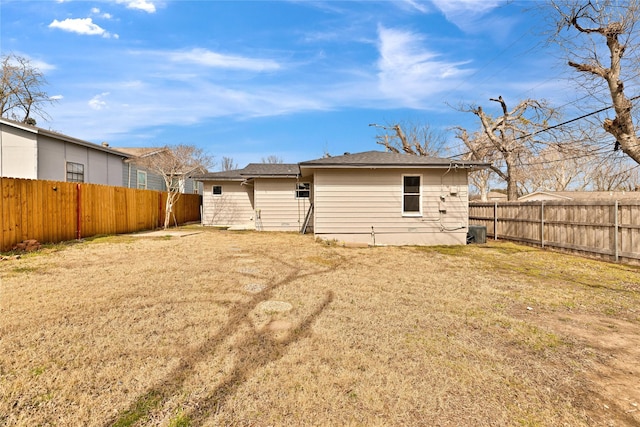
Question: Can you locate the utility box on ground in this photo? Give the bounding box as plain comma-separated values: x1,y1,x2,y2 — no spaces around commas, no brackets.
467,225,487,244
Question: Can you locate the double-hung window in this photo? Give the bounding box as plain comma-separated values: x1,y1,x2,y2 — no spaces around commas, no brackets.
402,175,421,216
66,162,84,183
296,182,310,199
137,171,147,189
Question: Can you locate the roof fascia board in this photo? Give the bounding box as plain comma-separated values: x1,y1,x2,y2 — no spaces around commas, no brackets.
0,118,38,134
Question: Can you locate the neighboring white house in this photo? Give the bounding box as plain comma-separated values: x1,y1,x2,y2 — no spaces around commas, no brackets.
197,151,488,245
1,117,127,185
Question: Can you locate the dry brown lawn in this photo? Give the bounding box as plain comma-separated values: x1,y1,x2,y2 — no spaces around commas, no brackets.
1,228,639,426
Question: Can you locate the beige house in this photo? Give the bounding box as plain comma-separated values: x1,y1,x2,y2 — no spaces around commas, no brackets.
197,151,488,245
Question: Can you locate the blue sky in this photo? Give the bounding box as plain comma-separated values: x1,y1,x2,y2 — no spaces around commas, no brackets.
1,0,576,168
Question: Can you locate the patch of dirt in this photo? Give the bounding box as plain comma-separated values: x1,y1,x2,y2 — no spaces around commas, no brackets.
543,313,640,426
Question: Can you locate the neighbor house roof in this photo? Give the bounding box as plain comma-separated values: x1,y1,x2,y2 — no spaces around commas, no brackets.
194,163,300,181
1,117,131,158
110,147,166,158
518,191,640,201
299,150,489,169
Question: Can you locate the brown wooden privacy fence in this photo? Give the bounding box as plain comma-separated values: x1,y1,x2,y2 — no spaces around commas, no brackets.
469,200,640,264
1,177,202,252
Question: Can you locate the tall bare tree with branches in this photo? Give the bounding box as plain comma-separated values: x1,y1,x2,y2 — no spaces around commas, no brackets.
458,96,557,201
371,120,446,156
551,0,640,164
1,53,55,124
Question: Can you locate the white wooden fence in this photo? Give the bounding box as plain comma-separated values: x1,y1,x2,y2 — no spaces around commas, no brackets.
469,200,640,264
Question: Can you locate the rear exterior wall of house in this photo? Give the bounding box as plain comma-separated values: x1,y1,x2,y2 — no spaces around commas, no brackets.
201,181,255,228
254,178,312,232
312,168,469,245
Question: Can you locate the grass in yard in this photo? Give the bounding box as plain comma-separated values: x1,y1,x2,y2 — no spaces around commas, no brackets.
1,229,639,426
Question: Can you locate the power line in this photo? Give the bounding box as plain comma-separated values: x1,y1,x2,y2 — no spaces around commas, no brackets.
515,94,640,141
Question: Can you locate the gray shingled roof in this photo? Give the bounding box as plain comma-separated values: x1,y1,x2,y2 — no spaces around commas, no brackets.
192,169,246,181
299,150,489,168
193,163,300,181
241,163,300,177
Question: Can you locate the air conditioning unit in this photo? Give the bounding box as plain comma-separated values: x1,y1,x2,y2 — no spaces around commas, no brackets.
467,225,487,244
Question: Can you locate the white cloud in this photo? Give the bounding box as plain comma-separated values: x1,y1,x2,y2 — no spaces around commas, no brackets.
49,18,113,38
166,48,281,72
116,0,157,13
376,26,472,106
91,8,113,19
401,0,430,13
50,95,64,101
88,92,110,110
431,0,501,16
430,0,502,32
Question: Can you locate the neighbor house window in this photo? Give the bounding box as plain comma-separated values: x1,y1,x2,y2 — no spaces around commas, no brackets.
212,185,222,196
66,162,84,182
296,182,310,199
169,177,184,193
137,171,147,189
402,175,421,215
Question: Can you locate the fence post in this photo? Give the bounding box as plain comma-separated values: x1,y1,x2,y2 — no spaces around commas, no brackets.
614,200,619,262
540,201,545,248
494,201,498,240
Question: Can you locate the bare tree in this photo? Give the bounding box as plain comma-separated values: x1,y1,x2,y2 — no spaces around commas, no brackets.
588,154,640,191
1,53,56,124
261,155,283,164
454,128,496,201
370,120,446,156
134,144,213,229
221,156,238,171
519,145,588,193
460,96,557,201
551,0,640,164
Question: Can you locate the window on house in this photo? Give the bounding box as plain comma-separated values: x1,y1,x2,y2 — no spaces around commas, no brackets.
212,185,222,196
296,182,310,199
169,177,184,193
137,171,147,189
66,162,84,182
403,175,421,215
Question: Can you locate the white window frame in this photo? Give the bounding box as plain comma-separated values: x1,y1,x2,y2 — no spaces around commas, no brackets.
402,174,422,217
66,162,84,183
295,182,310,199
137,170,147,190
212,185,223,196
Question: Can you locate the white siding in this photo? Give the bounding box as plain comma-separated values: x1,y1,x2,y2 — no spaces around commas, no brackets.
312,168,469,245
254,178,311,232
0,124,37,179
201,181,255,228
